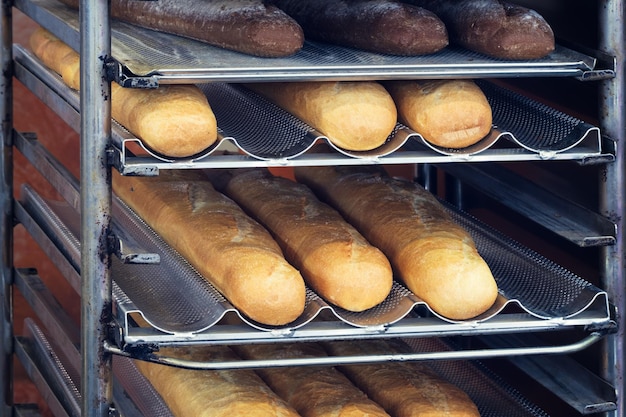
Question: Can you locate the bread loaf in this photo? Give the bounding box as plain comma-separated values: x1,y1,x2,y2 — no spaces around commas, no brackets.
383,79,492,148
29,27,218,158
134,346,301,417
233,343,391,417
112,170,306,326
268,0,448,56
244,81,397,152
56,0,304,57
324,340,481,417
294,165,498,320
208,169,393,312
404,0,554,59
29,27,80,89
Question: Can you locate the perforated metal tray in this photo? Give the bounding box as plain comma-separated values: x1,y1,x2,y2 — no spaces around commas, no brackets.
13,43,605,175
17,180,611,346
16,0,607,86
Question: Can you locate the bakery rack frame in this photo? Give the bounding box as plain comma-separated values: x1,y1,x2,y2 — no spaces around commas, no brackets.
0,0,624,417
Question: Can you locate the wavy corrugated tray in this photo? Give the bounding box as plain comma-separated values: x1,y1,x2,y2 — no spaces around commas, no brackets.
13,44,604,171
16,0,606,86
18,181,610,343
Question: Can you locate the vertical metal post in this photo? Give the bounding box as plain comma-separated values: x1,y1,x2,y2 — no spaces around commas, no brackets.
0,0,12,415
79,0,113,415
598,1,625,416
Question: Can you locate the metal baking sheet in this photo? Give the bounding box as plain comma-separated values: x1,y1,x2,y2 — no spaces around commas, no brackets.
13,43,604,175
15,0,603,86
18,180,611,343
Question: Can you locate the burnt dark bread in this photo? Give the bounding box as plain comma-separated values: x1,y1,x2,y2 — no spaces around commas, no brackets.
404,0,555,59
56,0,304,57
268,0,448,55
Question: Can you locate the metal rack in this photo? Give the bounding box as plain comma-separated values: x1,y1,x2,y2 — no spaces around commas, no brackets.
1,0,624,417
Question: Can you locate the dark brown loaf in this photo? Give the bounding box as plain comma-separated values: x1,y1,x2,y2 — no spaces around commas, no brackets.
29,27,219,158
294,165,498,320
383,79,492,148
244,81,398,152
268,0,448,55
56,0,304,57
134,346,301,417
112,170,306,326
233,343,391,417
404,0,555,59
209,169,393,312
324,340,481,417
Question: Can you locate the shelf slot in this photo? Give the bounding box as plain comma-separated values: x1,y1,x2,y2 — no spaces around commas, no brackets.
480,333,617,414
439,163,616,247
14,333,77,417
14,131,160,264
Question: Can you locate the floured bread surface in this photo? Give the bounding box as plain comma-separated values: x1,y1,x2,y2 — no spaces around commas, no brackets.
269,0,448,55
110,83,218,158
294,165,498,320
325,340,481,417
134,346,301,417
212,169,393,312
112,170,306,325
245,81,398,151
56,0,305,57
384,79,492,148
405,0,554,59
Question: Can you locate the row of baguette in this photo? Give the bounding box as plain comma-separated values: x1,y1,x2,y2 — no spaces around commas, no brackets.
55,0,554,60
30,27,494,158
135,338,481,417
31,25,498,324
112,163,499,325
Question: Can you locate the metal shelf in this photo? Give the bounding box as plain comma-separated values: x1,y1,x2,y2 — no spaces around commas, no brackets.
15,0,613,87
15,276,607,417
13,44,611,177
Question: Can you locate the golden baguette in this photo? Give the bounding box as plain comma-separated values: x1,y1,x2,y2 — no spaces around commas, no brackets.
233,343,391,417
134,346,301,417
244,81,397,151
209,169,393,312
112,170,306,326
324,340,481,417
384,79,492,148
294,165,498,320
29,27,218,158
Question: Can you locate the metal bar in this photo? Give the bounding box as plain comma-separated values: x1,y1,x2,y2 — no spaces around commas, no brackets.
79,0,113,415
105,333,605,371
14,337,72,417
481,333,617,414
0,0,13,413
598,1,626,417
14,268,81,367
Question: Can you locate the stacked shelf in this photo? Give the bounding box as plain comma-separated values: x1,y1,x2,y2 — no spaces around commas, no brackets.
6,0,622,416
